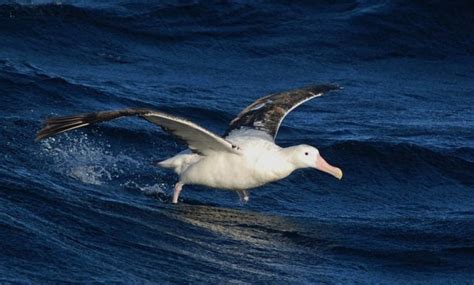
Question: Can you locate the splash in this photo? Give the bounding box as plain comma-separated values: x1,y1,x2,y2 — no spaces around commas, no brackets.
39,131,139,185
122,181,167,195
122,181,169,202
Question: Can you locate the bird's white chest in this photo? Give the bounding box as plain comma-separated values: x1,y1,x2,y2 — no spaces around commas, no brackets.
180,139,293,190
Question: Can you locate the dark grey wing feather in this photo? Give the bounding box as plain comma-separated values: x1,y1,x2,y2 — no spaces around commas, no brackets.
36,108,239,156
225,84,341,139
36,109,148,140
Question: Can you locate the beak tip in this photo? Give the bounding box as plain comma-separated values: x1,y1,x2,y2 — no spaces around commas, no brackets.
315,155,343,180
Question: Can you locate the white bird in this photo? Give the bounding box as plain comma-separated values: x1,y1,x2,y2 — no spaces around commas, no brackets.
37,85,343,204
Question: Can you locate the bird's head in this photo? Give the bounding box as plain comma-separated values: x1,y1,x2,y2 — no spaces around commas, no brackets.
288,145,343,180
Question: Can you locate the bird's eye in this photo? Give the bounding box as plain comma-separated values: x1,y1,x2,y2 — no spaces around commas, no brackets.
305,152,309,156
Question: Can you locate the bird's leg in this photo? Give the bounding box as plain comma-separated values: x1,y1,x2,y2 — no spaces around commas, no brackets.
237,190,249,204
172,182,184,204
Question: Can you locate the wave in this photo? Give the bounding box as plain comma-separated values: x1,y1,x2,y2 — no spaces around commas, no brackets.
1,1,473,283
2,124,473,282
1,1,472,59
328,140,474,186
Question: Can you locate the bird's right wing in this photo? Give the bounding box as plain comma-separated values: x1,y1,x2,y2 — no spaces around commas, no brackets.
36,108,240,156
225,85,341,140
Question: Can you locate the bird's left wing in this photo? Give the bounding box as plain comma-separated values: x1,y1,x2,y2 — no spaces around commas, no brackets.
225,84,341,140
36,108,240,156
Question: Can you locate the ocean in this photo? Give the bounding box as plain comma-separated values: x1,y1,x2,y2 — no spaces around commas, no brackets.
1,0,473,283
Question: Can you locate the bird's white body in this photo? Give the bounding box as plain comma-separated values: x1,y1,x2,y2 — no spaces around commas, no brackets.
159,133,295,190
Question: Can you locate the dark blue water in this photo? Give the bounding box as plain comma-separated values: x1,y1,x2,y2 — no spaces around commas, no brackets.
1,1,474,283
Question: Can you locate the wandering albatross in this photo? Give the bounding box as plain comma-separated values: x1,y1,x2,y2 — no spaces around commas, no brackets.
36,84,343,204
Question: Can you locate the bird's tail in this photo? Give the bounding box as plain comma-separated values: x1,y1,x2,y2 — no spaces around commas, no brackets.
36,108,150,141
155,152,199,175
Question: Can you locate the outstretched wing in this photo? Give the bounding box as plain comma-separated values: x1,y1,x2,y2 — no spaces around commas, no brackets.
225,84,341,140
36,108,240,156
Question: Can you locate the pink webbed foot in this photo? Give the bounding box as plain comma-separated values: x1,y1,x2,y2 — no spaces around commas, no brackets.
172,182,184,204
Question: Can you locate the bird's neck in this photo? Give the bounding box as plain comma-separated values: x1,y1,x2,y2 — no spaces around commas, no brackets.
280,146,303,171
252,147,299,183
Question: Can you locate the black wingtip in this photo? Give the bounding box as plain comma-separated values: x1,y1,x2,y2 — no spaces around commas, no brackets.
304,83,343,94
35,134,45,142
34,108,155,142
333,84,344,90
329,83,343,90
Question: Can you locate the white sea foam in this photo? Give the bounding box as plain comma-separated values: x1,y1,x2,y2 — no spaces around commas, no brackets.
122,181,167,195
39,132,141,186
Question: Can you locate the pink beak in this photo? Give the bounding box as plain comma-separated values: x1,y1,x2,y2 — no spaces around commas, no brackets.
315,154,343,180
